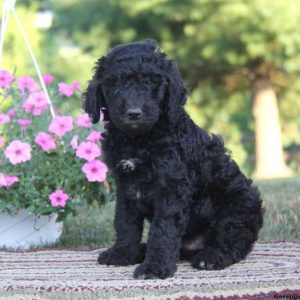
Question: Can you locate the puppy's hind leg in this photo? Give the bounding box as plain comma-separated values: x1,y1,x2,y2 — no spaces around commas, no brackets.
191,188,263,270
190,223,256,270
191,154,263,270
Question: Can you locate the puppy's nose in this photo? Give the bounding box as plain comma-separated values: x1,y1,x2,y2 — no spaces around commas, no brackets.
126,107,142,120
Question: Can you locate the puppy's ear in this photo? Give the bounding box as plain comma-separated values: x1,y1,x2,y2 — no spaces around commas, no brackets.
164,62,187,126
83,79,105,123
83,57,109,123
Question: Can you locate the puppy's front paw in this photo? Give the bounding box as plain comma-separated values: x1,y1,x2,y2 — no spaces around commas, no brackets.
98,249,124,265
133,262,177,279
98,245,146,266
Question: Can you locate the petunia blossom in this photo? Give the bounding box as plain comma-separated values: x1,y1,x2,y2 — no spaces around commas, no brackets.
17,76,39,92
35,132,56,151
71,80,80,90
22,91,49,116
86,131,102,143
4,140,32,165
70,135,79,150
76,141,101,161
48,116,73,137
0,113,10,124
82,159,108,182
49,189,69,208
17,119,32,129
0,70,14,89
0,173,19,188
58,80,80,97
7,108,17,119
76,113,92,128
42,74,54,85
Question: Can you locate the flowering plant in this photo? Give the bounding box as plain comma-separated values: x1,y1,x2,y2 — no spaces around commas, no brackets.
0,70,113,221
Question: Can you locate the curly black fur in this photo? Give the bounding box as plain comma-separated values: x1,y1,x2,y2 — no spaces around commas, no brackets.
84,39,264,279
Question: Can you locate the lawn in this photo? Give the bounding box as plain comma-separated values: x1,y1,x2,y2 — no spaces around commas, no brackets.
57,176,300,249
257,176,300,242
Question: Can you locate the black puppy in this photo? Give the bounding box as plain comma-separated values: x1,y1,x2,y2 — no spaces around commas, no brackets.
84,39,264,279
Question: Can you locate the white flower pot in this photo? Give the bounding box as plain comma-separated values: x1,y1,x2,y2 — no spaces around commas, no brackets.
0,209,63,249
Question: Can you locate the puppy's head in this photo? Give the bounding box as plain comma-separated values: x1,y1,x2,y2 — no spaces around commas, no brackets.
84,39,187,136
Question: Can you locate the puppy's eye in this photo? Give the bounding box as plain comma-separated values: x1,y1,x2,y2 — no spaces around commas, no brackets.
152,76,161,84
121,79,130,87
143,79,152,86
107,78,118,86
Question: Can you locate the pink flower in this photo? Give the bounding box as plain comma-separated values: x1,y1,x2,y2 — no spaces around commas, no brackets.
4,140,32,165
76,141,101,161
0,173,19,188
49,189,69,208
58,83,73,97
35,132,56,151
0,113,10,124
86,131,102,143
70,135,79,150
76,113,92,128
49,116,73,137
17,76,39,92
0,136,4,148
0,70,14,89
42,74,54,85
58,80,80,97
82,160,108,182
17,119,32,128
7,108,17,118
22,91,49,116
71,80,80,90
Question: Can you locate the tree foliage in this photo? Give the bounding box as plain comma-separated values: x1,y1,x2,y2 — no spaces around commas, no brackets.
1,3,43,76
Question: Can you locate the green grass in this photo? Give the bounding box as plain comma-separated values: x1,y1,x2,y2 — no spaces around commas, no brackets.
257,176,300,242
58,202,116,249
56,176,300,249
